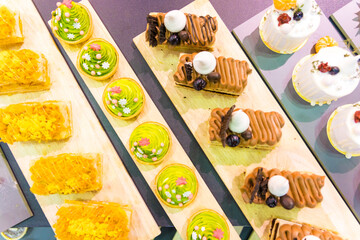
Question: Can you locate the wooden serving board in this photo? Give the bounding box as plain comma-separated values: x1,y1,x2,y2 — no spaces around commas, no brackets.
48,0,241,239
0,0,160,239
133,0,360,239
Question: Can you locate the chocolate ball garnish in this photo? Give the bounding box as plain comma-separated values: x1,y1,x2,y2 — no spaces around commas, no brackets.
207,72,221,83
226,134,240,147
293,10,304,21
329,66,340,75
179,30,189,41
241,129,252,140
193,77,207,91
266,195,278,208
280,195,295,210
168,34,180,46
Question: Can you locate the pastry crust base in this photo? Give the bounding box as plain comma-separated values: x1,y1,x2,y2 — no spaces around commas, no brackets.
0,52,50,95
128,121,172,165
0,9,24,46
51,3,93,45
186,209,230,240
102,78,145,120
30,153,103,195
76,38,119,81
0,101,72,143
154,163,199,208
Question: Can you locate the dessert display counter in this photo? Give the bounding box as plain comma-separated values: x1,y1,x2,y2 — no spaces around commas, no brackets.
1,0,358,239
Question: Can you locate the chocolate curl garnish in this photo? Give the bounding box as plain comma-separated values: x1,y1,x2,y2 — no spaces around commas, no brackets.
220,105,235,147
146,15,159,47
259,177,268,200
250,168,263,204
185,62,193,81
159,24,166,44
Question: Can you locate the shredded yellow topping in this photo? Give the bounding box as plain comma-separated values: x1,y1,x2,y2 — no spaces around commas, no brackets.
0,49,44,87
0,102,70,144
0,6,16,39
30,153,102,195
54,200,131,240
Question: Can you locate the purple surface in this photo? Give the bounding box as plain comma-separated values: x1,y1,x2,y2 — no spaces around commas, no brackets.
0,154,32,232
333,1,360,50
233,5,360,217
20,0,352,229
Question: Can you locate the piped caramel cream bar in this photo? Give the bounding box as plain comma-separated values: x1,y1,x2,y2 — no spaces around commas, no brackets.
241,167,325,209
0,101,72,144
209,106,284,148
146,11,217,49
0,49,50,95
174,52,252,95
269,218,343,240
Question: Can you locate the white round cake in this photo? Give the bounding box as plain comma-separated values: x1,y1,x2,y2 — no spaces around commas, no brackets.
292,46,360,106
327,102,360,159
259,0,321,54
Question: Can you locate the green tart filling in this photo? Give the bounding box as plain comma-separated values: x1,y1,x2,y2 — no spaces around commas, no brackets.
104,79,144,118
129,123,170,163
79,40,117,77
51,1,91,42
187,210,229,240
156,165,197,207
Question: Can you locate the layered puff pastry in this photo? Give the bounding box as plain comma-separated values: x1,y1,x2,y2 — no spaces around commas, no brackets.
0,101,72,144
0,5,24,46
54,200,132,240
0,49,50,95
30,153,102,195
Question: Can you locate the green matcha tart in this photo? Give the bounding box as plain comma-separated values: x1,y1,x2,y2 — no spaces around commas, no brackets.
187,209,229,240
77,38,119,80
103,78,145,119
155,164,198,208
129,122,171,165
51,0,93,45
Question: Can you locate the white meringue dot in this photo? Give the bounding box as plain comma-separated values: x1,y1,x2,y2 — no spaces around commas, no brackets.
164,10,187,33
229,110,250,134
268,175,289,197
301,235,321,240
193,51,216,75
